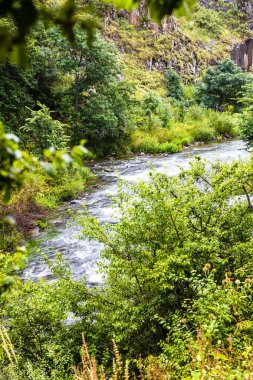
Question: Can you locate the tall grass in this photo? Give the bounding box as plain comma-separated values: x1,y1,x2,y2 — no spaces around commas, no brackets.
131,106,237,154
6,162,94,211
74,336,129,380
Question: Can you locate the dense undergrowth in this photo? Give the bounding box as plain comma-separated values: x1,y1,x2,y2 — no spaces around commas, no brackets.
2,157,253,378
131,105,237,153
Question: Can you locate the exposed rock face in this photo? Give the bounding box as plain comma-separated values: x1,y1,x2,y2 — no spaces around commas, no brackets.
198,1,253,70
230,0,253,19
103,0,241,80
114,3,179,33
231,39,253,70
199,0,253,13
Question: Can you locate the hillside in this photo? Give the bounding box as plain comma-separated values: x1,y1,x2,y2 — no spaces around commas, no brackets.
98,0,253,93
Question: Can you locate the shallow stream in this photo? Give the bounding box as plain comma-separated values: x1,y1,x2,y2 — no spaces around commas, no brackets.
23,140,250,283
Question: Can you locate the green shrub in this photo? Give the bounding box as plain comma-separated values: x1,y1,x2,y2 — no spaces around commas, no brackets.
190,123,215,142
79,157,253,357
165,69,184,100
34,163,93,210
142,92,170,129
193,5,224,37
161,274,253,378
20,103,70,157
209,111,237,137
238,82,253,148
184,104,206,122
0,268,89,378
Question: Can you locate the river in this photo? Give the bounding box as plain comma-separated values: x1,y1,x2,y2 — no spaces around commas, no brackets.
23,140,250,283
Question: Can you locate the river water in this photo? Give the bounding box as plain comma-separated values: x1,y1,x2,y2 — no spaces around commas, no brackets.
23,140,250,283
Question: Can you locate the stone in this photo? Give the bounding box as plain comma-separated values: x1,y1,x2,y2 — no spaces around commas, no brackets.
70,200,83,205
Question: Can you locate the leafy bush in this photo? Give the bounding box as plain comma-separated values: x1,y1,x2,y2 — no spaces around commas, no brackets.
190,123,215,142
161,274,253,378
238,82,253,148
210,111,237,137
20,103,70,157
0,263,90,378
239,113,253,149
79,157,253,356
142,92,170,129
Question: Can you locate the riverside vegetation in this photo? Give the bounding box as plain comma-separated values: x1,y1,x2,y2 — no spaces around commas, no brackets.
2,0,253,378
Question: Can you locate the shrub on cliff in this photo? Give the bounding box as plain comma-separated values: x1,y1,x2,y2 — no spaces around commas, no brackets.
165,69,184,101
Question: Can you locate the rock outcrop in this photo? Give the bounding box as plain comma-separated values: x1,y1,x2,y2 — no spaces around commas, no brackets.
103,0,250,81
231,39,253,70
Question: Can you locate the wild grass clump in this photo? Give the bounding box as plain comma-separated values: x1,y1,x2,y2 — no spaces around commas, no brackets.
75,332,253,379
74,336,129,380
184,106,237,138
131,131,182,154
8,162,94,211
35,163,93,210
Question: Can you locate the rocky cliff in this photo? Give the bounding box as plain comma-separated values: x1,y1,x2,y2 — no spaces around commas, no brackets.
101,0,251,89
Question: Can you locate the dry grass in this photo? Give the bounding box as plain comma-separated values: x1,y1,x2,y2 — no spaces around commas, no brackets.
74,335,171,380
74,335,131,380
0,326,18,365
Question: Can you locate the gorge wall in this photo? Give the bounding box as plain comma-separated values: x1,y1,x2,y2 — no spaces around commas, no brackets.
102,0,252,86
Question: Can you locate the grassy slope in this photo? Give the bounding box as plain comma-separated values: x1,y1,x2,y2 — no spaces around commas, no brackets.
104,4,242,91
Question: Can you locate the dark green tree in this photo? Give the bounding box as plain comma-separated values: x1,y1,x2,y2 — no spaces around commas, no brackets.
57,29,132,156
197,59,247,111
143,92,170,129
0,24,62,133
0,63,34,132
